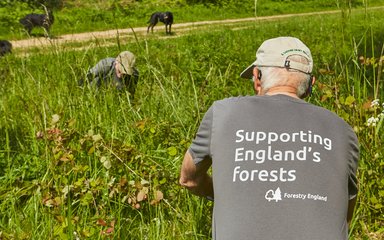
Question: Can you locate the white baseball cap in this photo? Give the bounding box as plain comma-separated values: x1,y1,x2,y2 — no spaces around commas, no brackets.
116,51,136,75
240,36,313,79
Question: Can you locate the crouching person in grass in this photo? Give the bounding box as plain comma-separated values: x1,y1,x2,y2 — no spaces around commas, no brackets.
179,36,359,240
80,51,139,98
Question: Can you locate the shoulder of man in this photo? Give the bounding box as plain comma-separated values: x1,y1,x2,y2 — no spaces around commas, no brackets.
92,57,115,69
213,95,261,105
104,57,116,65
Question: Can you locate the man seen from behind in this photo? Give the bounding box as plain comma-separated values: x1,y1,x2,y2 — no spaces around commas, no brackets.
179,36,359,240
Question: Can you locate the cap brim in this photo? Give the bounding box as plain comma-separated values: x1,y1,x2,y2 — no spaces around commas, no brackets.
240,64,255,79
119,64,133,75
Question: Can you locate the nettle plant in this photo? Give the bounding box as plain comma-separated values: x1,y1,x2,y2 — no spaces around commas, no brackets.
353,54,384,234
355,98,384,236
313,47,384,234
34,114,176,237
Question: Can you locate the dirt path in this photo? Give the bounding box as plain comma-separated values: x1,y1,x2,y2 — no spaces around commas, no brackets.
10,6,384,50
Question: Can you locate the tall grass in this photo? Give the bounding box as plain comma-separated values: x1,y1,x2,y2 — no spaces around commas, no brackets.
0,6,383,240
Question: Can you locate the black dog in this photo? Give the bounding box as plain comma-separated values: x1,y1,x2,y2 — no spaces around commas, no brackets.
0,40,12,56
147,12,174,34
19,9,54,37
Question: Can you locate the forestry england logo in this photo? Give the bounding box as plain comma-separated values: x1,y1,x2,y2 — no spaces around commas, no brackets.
265,187,282,202
265,187,328,203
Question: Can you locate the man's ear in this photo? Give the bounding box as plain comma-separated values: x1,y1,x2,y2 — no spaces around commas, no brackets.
302,75,316,98
311,75,316,86
253,67,262,94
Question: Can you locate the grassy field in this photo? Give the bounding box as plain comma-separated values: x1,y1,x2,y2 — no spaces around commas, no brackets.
1,1,384,239
2,0,384,39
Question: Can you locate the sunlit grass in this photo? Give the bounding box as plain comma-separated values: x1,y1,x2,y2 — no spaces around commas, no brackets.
2,0,384,40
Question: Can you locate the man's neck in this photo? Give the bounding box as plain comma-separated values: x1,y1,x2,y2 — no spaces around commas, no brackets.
263,86,299,99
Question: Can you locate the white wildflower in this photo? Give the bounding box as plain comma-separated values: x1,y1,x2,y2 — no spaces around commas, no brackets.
73,231,80,240
367,116,379,127
371,99,380,107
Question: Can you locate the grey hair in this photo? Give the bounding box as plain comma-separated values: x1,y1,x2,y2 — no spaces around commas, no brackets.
258,55,311,98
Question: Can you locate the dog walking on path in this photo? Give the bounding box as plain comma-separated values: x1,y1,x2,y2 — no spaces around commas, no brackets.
147,12,174,34
19,8,54,37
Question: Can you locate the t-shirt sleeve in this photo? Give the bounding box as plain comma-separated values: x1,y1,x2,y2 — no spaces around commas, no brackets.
188,106,213,165
88,58,113,77
347,127,359,200
87,58,114,87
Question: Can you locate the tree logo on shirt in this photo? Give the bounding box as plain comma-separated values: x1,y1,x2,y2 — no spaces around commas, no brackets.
265,187,282,202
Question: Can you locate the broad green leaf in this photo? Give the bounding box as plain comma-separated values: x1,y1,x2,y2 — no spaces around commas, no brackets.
67,118,76,127
88,146,95,154
167,146,177,156
374,203,383,209
379,190,384,197
80,192,93,206
159,178,167,184
344,95,355,106
370,196,378,204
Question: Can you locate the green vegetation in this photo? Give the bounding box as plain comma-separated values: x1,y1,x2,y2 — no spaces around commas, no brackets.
2,0,384,39
1,0,384,239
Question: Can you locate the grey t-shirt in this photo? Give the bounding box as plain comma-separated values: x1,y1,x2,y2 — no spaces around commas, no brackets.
189,94,359,240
